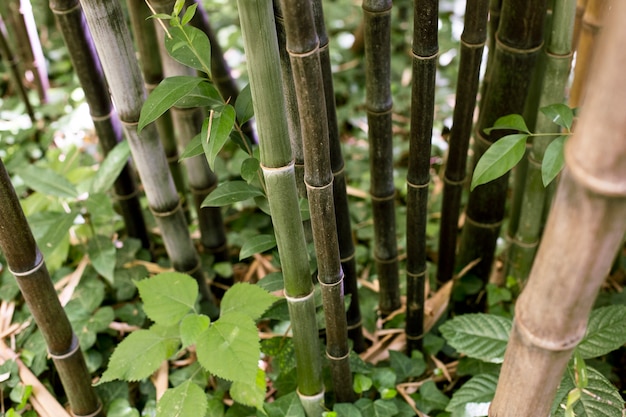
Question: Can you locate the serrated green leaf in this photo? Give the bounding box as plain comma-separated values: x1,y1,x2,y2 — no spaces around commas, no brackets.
484,114,530,134
165,25,211,74
239,234,277,260
264,391,305,417
230,368,266,410
14,164,78,199
196,312,259,383
179,133,204,160
470,134,527,191
90,141,131,194
138,76,204,132
577,305,626,359
99,325,180,383
88,235,116,284
542,135,567,186
240,157,260,184
355,398,398,417
135,272,198,326
540,103,574,131
220,283,278,320
446,373,498,417
414,380,450,414
202,105,236,171
440,314,512,363
234,84,254,124
179,314,210,349
201,181,264,207
156,380,207,417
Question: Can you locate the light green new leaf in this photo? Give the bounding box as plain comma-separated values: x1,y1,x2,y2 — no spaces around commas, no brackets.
576,305,626,359
446,373,498,417
138,76,204,132
220,283,278,320
542,135,567,186
470,134,528,191
87,235,116,284
202,105,236,171
99,325,180,383
440,314,512,363
90,141,130,194
196,312,259,383
179,314,210,349
201,181,264,207
165,25,211,74
179,133,203,160
234,84,254,124
239,234,277,260
355,398,399,417
230,368,266,410
483,114,531,134
156,380,207,417
135,272,198,326
264,391,305,417
180,3,197,26
14,164,78,199
540,103,574,131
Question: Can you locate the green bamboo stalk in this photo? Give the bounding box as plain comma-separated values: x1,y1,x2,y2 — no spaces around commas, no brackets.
236,1,324,414
405,0,438,352
50,0,151,249
506,0,576,281
455,0,547,297
490,3,626,411
436,0,489,287
313,0,365,353
279,0,353,402
0,159,103,417
78,0,215,308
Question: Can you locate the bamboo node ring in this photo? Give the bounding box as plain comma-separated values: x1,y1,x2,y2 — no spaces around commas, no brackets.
464,216,503,229
406,180,429,190
326,350,350,362
90,109,114,122
566,147,626,197
318,278,343,289
261,160,296,174
49,334,80,360
73,402,104,417
179,261,201,277
370,192,396,202
113,188,140,201
285,290,315,304
9,255,45,277
149,199,183,218
515,315,584,352
495,37,544,55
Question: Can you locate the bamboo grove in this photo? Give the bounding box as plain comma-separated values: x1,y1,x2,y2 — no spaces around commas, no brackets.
0,0,624,416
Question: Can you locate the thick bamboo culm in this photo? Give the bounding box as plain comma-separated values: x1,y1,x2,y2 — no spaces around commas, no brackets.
51,0,150,249
489,2,626,414
79,0,215,306
572,0,588,50
0,160,103,417
436,0,489,286
279,0,354,402
236,0,324,414
313,0,365,353
405,0,438,353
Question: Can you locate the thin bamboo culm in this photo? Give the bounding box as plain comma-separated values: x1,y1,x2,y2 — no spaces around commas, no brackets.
0,159,103,417
489,2,626,413
405,0,438,353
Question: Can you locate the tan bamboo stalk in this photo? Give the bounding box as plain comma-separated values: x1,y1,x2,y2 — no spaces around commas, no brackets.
572,0,588,50
0,159,103,417
489,2,626,413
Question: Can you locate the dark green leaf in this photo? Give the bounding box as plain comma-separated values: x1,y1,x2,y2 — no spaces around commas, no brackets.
202,105,236,171
388,349,426,383
239,234,277,260
201,181,264,207
264,392,305,417
446,373,498,416
156,380,207,417
483,114,530,134
413,380,449,414
332,403,362,417
14,164,78,199
234,84,254,124
107,398,140,417
542,135,567,186
220,283,277,320
470,134,528,191
90,141,131,194
355,398,398,417
240,157,260,184
179,133,204,160
87,235,116,284
577,305,626,359
172,82,223,108
256,272,284,292
440,314,512,363
135,272,198,326
165,25,211,74
540,103,574,131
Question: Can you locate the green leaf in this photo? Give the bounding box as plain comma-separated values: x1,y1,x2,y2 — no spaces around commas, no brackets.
87,235,116,284
354,373,373,394
234,84,254,124
388,349,426,383
542,135,567,186
577,305,626,359
196,312,259,383
413,380,450,414
99,325,180,383
90,141,131,194
68,306,114,350
240,157,260,184
202,105,236,171
37,210,76,260
201,181,264,207
135,272,198,326
355,398,398,417
470,134,527,191
156,381,207,417
14,164,78,199
230,368,266,409
173,82,223,109
440,314,512,363
138,76,204,132
172,0,184,17
446,373,498,417
107,399,140,417
180,3,197,26
179,314,210,349
332,403,362,417
239,234,277,260
221,283,278,320
264,392,305,417
165,25,211,74
179,133,204,160
256,272,284,292
483,114,530,134
540,103,574,131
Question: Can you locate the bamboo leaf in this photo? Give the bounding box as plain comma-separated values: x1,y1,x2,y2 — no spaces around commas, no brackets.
576,305,626,359
13,164,78,199
234,84,254,124
179,133,204,160
165,25,211,74
470,134,528,191
201,181,264,207
483,114,531,134
156,380,207,417
540,103,574,131
135,272,198,326
202,105,236,171
440,314,512,363
173,82,223,109
196,311,259,383
446,373,498,417
87,235,116,284
90,141,131,194
240,157,260,184
264,392,305,417
220,282,278,320
239,234,277,260
138,76,204,132
99,325,180,383
230,368,266,410
179,313,210,349
542,135,567,186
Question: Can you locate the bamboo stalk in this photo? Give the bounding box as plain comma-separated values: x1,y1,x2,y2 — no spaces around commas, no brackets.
237,0,324,414
489,3,626,413
0,159,103,417
50,0,151,249
405,0,438,352
79,0,215,308
572,0,588,50
279,0,354,402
